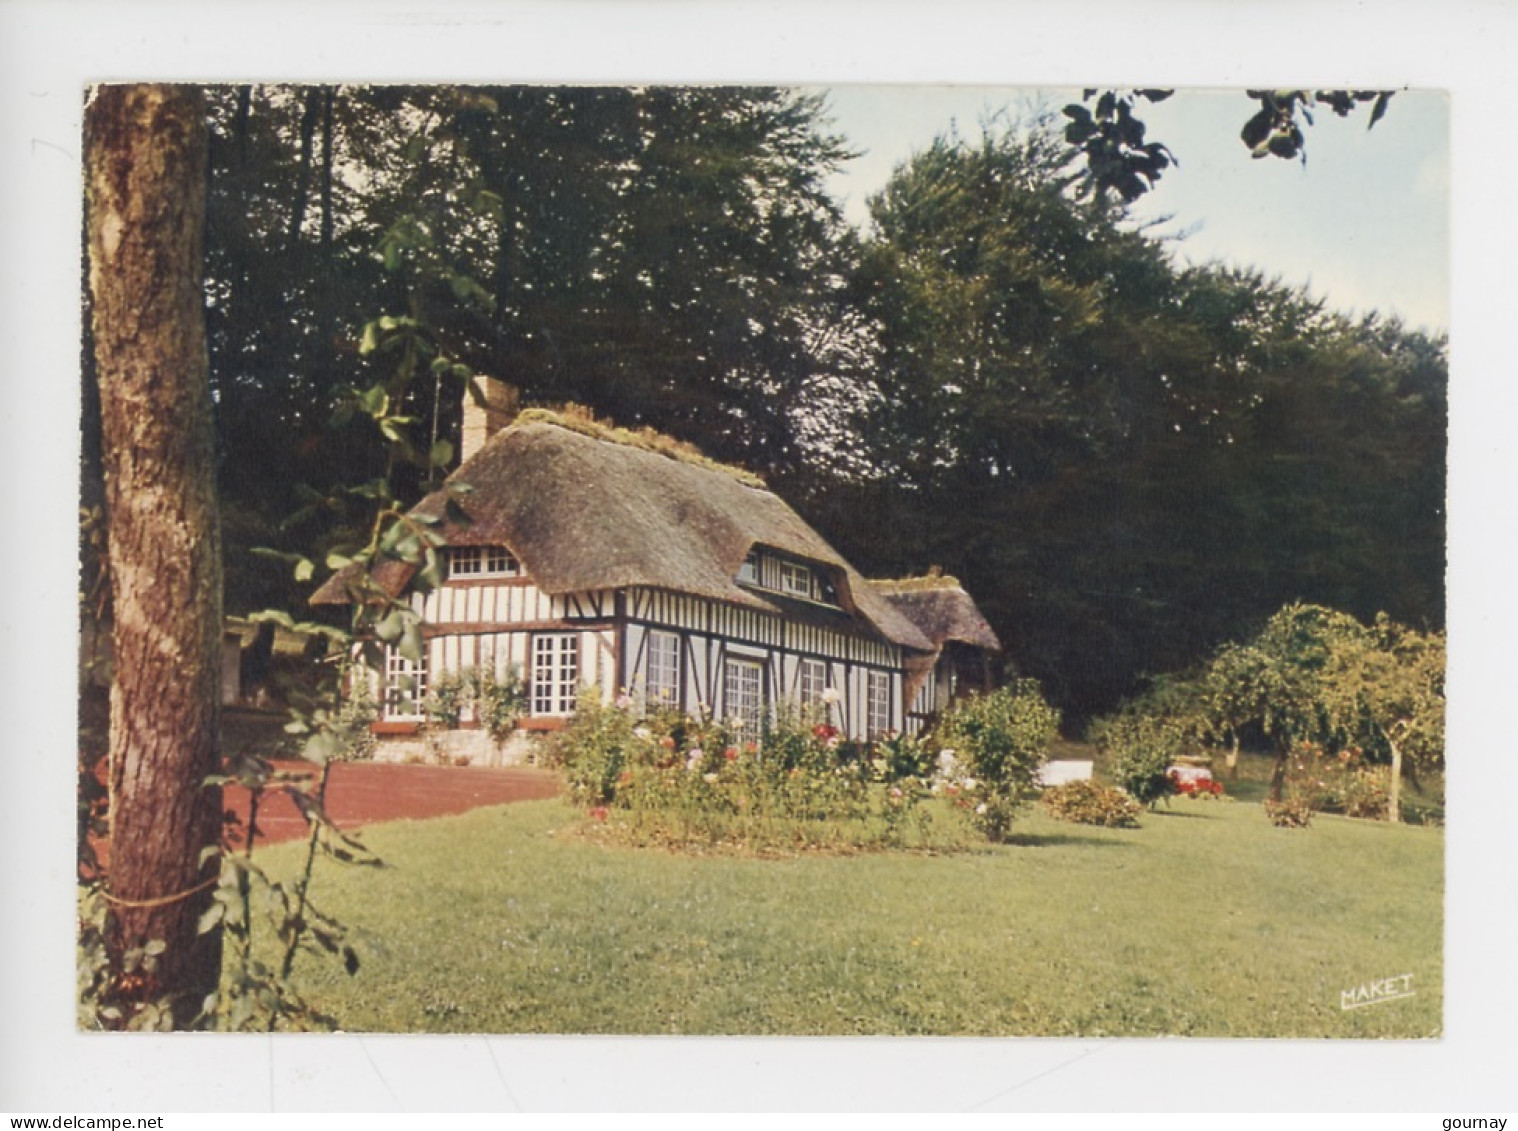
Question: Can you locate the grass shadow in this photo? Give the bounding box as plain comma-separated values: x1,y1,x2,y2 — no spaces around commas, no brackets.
1003,831,1138,849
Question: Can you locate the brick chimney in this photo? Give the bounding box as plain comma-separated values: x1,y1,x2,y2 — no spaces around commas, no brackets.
460,376,519,463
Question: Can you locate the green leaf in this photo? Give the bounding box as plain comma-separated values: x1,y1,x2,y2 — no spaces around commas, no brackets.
197,902,225,935
399,620,425,665
357,385,389,417
303,731,339,765
374,608,406,644
358,321,379,356
294,558,315,583
429,439,455,468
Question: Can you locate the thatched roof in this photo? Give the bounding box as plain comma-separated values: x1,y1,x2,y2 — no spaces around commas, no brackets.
867,575,1002,653
313,413,933,652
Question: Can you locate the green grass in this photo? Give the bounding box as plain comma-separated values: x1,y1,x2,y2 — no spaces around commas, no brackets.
262,790,1443,1038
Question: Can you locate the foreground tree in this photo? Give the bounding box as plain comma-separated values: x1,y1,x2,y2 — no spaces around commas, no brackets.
85,84,223,1027
1319,616,1446,823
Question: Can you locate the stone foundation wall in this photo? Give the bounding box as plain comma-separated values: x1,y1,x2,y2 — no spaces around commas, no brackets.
373,727,541,768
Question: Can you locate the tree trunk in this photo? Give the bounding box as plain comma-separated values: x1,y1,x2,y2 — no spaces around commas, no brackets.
85,84,224,1028
286,86,321,251
1387,737,1403,824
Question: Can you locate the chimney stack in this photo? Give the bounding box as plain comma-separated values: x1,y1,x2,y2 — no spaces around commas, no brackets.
460,376,519,463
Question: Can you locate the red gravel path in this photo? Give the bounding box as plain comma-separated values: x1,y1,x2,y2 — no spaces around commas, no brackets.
226,761,562,847
87,762,561,870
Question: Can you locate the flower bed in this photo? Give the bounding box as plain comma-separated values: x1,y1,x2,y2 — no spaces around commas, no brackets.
545,682,1059,852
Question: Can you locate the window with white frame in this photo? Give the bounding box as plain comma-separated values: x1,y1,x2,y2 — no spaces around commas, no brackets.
867,670,892,737
644,630,681,709
723,656,765,739
531,632,579,716
383,645,429,719
779,560,818,600
448,545,521,578
797,657,828,709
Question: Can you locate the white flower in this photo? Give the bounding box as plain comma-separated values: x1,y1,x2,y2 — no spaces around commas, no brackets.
975,803,987,815
962,777,977,791
821,687,842,705
615,693,634,711
703,772,719,784
633,726,652,742
686,748,704,771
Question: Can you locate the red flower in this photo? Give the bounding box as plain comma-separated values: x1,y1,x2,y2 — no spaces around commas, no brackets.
589,806,609,822
659,735,677,750
812,723,839,741
723,747,739,762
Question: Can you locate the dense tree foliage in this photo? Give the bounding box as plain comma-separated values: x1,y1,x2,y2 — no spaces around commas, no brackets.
811,124,1444,719
188,85,862,617
85,87,1444,723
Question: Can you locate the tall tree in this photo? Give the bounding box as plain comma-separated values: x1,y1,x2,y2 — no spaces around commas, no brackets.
85,84,223,1027
833,120,1445,720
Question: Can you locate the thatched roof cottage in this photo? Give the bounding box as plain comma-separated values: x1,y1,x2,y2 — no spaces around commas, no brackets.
313,379,1000,758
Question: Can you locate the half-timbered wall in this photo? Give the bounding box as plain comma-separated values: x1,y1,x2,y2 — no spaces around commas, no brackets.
367,578,620,722
619,587,905,741
375,574,916,740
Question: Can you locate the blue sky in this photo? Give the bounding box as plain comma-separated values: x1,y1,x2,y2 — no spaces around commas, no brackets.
816,86,1449,334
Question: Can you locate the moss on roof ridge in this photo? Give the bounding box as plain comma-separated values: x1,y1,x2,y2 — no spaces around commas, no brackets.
514,405,767,489
869,573,967,592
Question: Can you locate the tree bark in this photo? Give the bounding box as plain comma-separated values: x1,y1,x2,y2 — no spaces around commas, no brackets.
85,84,224,1028
1387,737,1403,824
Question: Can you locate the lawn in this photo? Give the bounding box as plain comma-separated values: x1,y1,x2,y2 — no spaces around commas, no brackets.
264,785,1443,1038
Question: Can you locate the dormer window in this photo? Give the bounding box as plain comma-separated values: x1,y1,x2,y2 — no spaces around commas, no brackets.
780,560,819,601
737,546,838,607
448,545,521,579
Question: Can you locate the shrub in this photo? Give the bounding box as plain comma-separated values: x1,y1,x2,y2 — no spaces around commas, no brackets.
422,665,526,742
1100,715,1189,808
546,693,639,806
933,679,1059,842
549,696,977,853
1277,741,1390,821
1040,780,1142,828
333,667,378,761
1264,797,1314,828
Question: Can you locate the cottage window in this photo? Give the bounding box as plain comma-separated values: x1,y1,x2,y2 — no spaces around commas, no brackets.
448,545,521,579
383,646,428,720
723,656,765,739
644,630,681,709
531,632,579,716
867,670,892,737
797,658,828,709
779,560,817,600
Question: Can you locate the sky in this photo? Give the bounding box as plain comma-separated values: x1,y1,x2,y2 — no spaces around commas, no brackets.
815,86,1450,334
